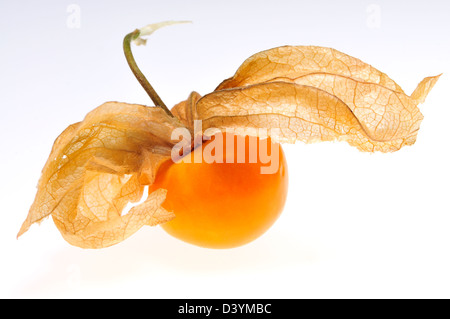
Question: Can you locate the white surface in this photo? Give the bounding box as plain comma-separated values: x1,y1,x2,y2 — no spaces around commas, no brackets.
1,0,449,298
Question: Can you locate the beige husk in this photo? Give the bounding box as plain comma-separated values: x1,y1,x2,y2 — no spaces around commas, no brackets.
18,40,439,248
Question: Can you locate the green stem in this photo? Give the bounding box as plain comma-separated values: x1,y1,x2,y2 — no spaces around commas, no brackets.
123,29,173,117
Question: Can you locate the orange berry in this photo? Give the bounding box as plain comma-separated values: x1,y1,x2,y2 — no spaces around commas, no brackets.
149,132,288,248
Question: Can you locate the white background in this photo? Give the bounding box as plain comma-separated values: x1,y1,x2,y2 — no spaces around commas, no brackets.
1,0,449,298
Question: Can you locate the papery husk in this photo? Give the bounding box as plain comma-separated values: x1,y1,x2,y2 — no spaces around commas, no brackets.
18,43,440,249
193,46,440,152
18,102,184,248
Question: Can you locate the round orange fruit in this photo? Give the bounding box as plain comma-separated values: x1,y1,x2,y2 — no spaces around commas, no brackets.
149,132,288,248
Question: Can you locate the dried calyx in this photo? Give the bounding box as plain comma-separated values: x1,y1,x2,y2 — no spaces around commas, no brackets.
17,21,440,249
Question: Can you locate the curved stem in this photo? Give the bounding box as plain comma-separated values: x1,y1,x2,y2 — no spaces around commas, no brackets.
123,29,173,117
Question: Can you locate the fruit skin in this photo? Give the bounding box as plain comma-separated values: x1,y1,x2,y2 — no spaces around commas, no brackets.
149,133,289,249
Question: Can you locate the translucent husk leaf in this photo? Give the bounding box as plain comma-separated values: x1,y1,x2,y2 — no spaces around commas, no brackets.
195,82,416,152
216,46,406,93
191,46,440,152
171,91,201,131
411,75,442,104
18,37,440,249
17,102,183,248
